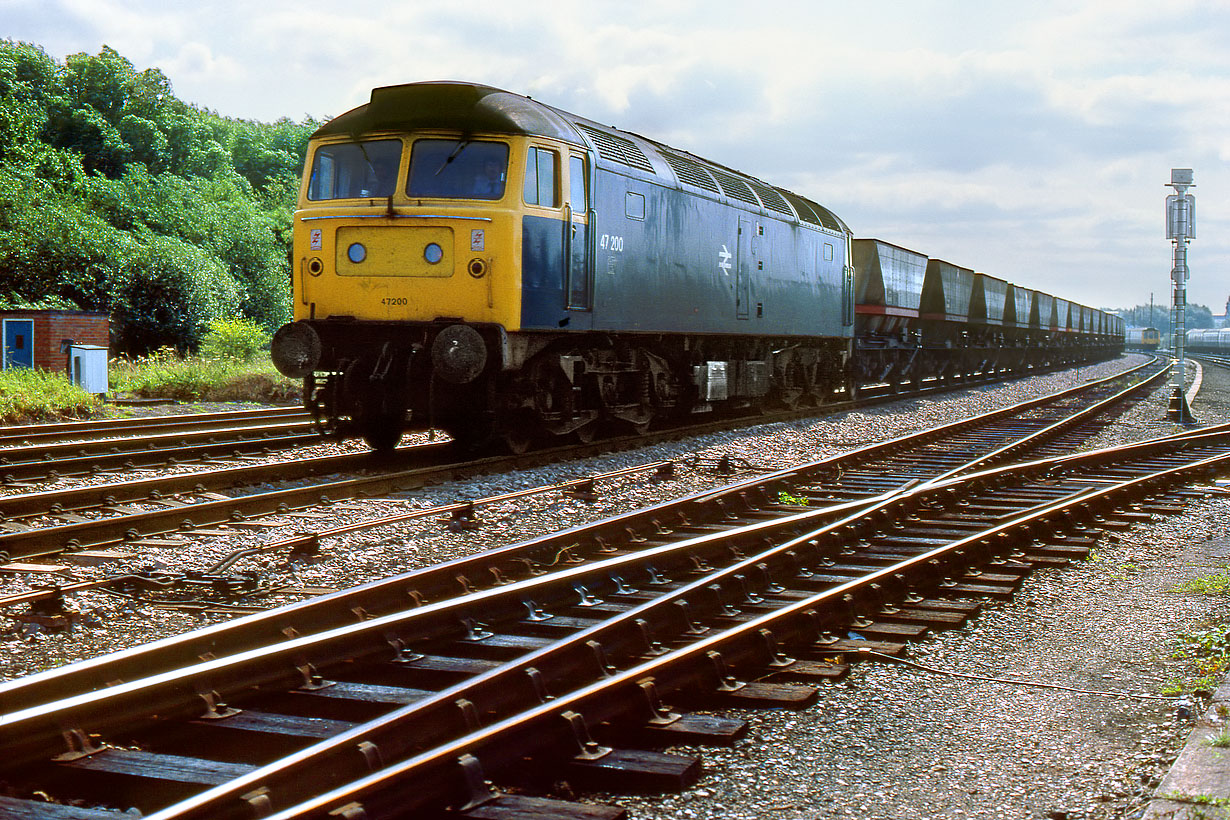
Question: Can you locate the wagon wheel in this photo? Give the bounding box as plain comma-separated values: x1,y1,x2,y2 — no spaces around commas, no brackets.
500,410,538,455
360,415,403,452
573,420,600,444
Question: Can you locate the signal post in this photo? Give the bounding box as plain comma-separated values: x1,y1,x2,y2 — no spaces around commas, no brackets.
1165,168,1197,423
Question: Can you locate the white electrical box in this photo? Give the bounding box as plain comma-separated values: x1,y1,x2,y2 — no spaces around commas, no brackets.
69,344,108,394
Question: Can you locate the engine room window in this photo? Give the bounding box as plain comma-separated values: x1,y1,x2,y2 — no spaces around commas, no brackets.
625,191,646,220
824,243,834,261
523,147,559,207
307,139,402,200
406,139,509,200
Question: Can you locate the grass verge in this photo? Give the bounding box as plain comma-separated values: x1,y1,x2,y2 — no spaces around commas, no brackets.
109,349,301,404
0,366,101,423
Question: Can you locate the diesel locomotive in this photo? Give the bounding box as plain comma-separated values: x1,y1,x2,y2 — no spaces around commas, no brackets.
1126,327,1162,352
271,81,1123,451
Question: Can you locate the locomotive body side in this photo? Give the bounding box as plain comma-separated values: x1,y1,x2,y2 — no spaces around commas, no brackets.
272,82,857,449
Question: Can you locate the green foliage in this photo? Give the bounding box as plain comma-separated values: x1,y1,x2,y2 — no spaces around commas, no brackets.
0,39,315,354
1118,303,1217,336
110,347,300,403
199,318,272,362
1179,571,1230,596
1207,731,1230,749
0,366,100,423
1165,624,1230,694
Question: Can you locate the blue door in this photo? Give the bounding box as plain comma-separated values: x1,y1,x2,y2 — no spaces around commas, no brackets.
3,319,33,368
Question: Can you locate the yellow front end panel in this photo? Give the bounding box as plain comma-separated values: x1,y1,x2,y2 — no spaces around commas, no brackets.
295,214,521,329
336,226,454,277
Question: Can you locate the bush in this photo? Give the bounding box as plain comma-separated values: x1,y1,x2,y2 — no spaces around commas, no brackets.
0,366,99,422
199,317,270,362
110,347,299,403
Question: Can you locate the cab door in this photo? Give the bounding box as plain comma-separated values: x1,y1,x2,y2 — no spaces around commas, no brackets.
736,218,753,319
565,152,593,314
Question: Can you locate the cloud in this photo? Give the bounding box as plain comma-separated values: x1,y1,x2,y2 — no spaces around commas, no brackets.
3,0,1229,309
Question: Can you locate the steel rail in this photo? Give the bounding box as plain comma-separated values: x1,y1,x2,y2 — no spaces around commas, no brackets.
0,407,311,447
0,447,438,520
0,419,323,465
0,359,1158,554
0,360,1163,711
4,424,1226,815
153,436,1230,820
0,429,327,486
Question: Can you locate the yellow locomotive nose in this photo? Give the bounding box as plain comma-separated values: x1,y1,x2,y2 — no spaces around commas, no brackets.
335,226,455,277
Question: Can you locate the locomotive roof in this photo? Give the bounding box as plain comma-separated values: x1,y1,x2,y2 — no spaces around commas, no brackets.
316,81,850,234
315,81,585,143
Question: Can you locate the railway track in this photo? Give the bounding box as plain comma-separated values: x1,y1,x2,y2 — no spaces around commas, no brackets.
0,359,1214,818
0,407,313,448
0,407,325,484
0,362,1100,567
0,359,1163,605
0,360,1083,487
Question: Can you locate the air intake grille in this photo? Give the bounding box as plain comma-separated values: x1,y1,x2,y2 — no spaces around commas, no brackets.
747,181,794,216
804,198,845,232
708,168,759,206
577,124,656,173
780,190,822,226
661,152,720,193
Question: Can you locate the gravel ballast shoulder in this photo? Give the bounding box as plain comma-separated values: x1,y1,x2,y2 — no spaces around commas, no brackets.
2,356,1226,820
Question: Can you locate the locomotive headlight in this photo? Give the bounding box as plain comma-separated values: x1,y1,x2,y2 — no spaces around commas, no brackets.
347,243,367,263
424,242,444,264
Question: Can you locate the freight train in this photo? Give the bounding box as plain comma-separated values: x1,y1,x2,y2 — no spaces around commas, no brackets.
271,81,1124,451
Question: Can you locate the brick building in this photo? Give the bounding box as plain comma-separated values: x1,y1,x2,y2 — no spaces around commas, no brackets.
0,310,110,373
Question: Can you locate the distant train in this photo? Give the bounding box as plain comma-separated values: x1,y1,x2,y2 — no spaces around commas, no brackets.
1126,327,1162,352
271,81,1124,451
1186,328,1230,354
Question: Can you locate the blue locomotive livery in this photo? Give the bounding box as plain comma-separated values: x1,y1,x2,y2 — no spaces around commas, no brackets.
271,81,1123,451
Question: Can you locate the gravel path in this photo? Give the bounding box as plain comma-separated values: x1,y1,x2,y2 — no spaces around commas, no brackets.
3,355,1224,820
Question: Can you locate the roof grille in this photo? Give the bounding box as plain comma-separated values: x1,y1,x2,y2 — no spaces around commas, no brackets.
779,190,822,226
577,124,656,173
747,181,794,217
660,152,720,193
804,198,845,232
708,168,759,206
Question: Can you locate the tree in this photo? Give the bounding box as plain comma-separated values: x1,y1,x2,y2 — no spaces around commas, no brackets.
1116,303,1214,339
0,40,318,353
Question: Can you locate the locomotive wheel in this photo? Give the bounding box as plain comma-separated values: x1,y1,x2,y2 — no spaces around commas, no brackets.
500,410,538,455
503,428,534,455
573,421,599,444
623,413,653,435
360,414,403,452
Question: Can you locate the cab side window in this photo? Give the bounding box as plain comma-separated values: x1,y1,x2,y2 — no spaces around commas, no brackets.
524,147,559,207
569,154,587,209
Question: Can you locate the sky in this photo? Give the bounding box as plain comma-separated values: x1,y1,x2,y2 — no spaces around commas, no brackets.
3,0,1228,315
